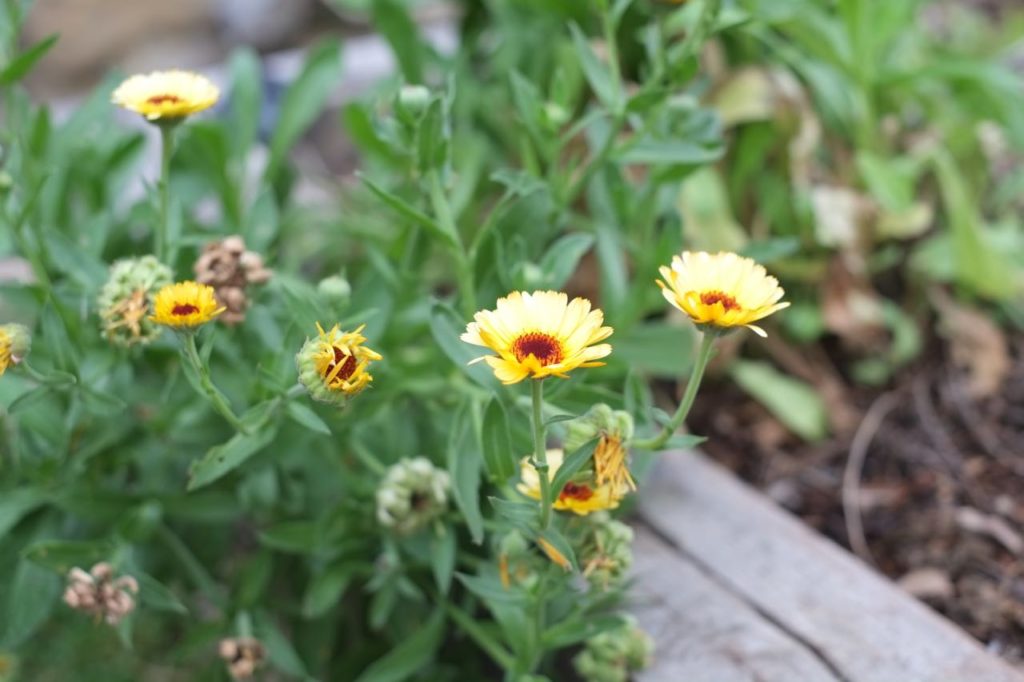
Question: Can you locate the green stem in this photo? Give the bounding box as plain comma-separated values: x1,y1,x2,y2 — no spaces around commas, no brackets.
156,123,177,263
633,331,716,451
427,171,477,319
182,333,249,434
530,379,552,529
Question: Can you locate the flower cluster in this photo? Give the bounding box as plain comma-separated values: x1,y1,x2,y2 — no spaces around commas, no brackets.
376,457,451,535
579,513,635,590
62,563,139,626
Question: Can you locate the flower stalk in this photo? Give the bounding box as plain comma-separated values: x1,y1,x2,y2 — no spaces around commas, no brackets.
531,379,552,529
181,333,248,434
633,331,716,451
156,122,177,263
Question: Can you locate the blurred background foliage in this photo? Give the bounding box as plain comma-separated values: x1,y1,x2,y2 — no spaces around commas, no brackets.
1,0,1023,679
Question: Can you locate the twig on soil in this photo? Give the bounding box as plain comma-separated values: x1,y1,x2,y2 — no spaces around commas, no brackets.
842,392,899,566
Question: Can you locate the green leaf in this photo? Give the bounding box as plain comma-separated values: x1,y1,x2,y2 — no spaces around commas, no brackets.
3,559,60,648
729,360,828,442
228,47,264,159
429,302,498,390
568,23,619,111
136,571,188,615
0,489,46,540
255,610,309,678
259,521,320,554
286,401,332,435
549,440,598,498
187,426,278,491
360,174,457,249
617,138,724,166
416,98,449,174
538,233,594,289
488,497,537,528
354,610,444,682
371,0,424,83
302,562,353,619
430,529,456,594
266,38,342,179
447,403,485,544
481,397,517,482
23,538,117,574
613,323,695,377
0,34,58,85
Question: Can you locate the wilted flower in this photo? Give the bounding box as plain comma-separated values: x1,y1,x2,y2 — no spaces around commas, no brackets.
98,255,173,347
297,323,382,405
218,637,266,680
150,281,225,329
657,251,789,337
518,449,629,516
573,615,654,682
194,235,272,325
579,513,634,590
536,537,572,572
498,531,540,589
461,291,613,384
565,404,636,494
0,324,30,377
63,562,139,626
112,70,219,121
376,457,451,535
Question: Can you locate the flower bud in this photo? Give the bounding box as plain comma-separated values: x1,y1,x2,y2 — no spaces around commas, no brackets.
376,457,451,535
317,274,352,309
0,324,31,376
396,85,432,121
573,615,654,682
97,255,173,347
579,512,634,590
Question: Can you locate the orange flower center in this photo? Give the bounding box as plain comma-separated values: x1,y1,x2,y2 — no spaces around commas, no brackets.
146,94,182,105
327,346,357,382
512,332,564,366
699,291,741,311
559,482,594,502
172,303,199,316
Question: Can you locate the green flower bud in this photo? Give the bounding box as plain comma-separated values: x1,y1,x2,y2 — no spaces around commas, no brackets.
0,324,30,376
97,255,173,347
542,102,569,129
317,275,352,308
579,512,634,590
565,404,634,453
376,457,451,535
573,615,654,682
396,85,432,122
0,171,12,194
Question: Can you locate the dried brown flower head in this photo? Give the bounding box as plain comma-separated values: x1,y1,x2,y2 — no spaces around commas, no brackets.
194,235,272,325
218,637,266,680
63,562,139,625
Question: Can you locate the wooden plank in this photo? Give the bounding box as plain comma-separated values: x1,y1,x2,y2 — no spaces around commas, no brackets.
634,451,1024,682
632,526,843,682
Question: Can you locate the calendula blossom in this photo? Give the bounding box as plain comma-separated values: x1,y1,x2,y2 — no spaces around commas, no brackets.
296,323,382,405
150,281,225,329
518,449,629,516
461,291,613,384
0,324,30,377
112,70,219,121
657,251,789,337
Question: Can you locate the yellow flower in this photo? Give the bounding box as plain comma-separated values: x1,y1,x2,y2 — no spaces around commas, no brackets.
296,323,383,404
112,70,219,121
657,251,789,337
461,291,613,385
0,324,30,377
518,449,629,516
150,281,225,328
594,433,636,493
0,328,10,378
